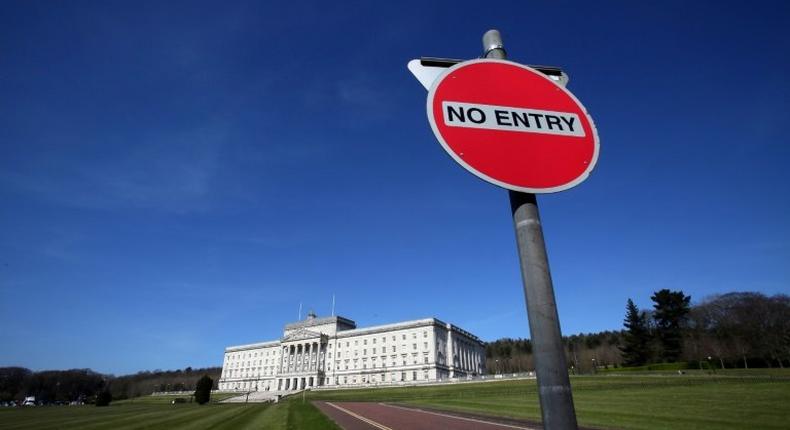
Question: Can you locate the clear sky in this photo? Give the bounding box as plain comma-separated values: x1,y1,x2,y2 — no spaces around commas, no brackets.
1,1,788,375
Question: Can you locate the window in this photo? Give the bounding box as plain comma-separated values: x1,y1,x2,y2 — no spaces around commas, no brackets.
413,333,416,339
402,334,406,340
423,331,427,338
424,342,428,349
364,339,367,345
413,343,417,350
382,346,386,353
424,357,429,364
373,347,376,354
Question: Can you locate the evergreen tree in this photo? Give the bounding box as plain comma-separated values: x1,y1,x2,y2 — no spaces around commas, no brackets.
619,299,650,366
651,289,691,362
194,375,213,405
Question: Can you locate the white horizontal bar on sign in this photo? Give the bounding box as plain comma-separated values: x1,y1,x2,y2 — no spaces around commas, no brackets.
442,101,585,137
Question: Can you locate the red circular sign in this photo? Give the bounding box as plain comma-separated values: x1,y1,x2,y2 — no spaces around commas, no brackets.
427,59,599,193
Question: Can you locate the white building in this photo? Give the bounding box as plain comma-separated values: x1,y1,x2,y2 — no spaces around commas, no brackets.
218,312,486,391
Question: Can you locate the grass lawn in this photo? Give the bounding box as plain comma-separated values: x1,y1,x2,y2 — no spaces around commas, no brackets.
308,372,790,430
0,396,338,430
112,392,239,405
2,372,787,429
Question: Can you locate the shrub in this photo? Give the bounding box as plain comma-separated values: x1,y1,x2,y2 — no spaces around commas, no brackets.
194,375,213,405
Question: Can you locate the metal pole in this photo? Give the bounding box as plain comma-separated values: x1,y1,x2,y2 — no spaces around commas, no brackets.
483,29,578,430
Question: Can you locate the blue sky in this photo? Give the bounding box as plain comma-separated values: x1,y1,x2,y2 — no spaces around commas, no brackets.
1,1,788,375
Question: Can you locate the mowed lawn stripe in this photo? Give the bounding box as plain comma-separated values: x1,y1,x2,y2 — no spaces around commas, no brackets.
204,404,270,430
116,404,248,430
60,406,180,430
252,400,289,430
573,381,790,430
0,406,157,430
0,404,274,430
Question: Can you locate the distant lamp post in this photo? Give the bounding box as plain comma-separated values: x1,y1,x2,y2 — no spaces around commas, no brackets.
591,358,597,375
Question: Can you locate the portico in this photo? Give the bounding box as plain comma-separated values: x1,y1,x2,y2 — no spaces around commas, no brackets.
275,330,328,390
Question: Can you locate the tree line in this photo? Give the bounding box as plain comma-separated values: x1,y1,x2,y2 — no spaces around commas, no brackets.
0,366,220,403
485,290,790,373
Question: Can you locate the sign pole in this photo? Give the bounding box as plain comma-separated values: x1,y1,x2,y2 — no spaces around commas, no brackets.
482,29,579,430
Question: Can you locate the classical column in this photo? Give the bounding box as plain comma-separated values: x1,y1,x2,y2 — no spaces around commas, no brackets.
319,342,324,371
308,342,312,370
298,344,303,371
446,325,455,377
313,341,318,370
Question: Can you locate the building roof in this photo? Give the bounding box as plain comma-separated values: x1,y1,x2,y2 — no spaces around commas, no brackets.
224,315,483,352
283,315,356,331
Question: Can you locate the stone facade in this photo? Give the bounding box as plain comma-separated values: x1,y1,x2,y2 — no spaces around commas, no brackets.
218,313,486,391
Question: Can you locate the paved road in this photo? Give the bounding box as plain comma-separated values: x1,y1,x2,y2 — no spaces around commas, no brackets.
314,402,538,430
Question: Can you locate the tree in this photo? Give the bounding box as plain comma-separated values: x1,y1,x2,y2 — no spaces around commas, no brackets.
651,289,691,362
619,299,651,366
95,390,112,407
194,375,213,405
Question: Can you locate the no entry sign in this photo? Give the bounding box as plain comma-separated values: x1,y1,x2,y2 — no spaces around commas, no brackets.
426,59,599,193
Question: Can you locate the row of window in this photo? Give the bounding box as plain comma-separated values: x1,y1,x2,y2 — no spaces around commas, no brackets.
331,370,429,385
330,330,429,350
220,367,435,391
225,328,490,371
328,341,430,359
328,353,430,371
225,349,278,362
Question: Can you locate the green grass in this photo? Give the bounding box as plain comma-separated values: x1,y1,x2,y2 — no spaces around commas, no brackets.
113,392,239,405
600,367,790,377
598,362,691,372
0,397,338,430
3,372,787,430
308,372,790,430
